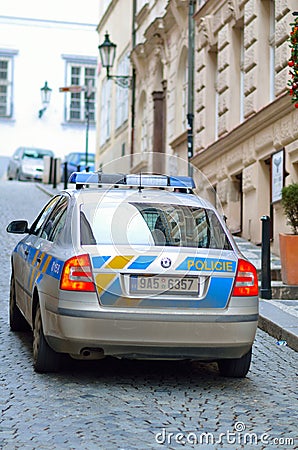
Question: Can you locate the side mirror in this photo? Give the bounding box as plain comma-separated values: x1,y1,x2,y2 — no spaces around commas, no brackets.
6,220,29,234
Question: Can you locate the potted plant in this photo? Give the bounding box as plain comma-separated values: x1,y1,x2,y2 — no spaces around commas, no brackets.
279,183,298,285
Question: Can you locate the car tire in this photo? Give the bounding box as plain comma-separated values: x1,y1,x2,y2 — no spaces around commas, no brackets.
217,348,252,378
9,275,30,332
7,169,13,180
33,303,60,373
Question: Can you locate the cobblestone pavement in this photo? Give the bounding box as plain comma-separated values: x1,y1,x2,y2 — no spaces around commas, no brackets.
0,181,297,450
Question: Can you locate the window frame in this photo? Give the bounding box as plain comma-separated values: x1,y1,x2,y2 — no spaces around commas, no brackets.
100,78,112,145
30,196,62,237
115,53,129,129
0,52,15,118
62,55,97,124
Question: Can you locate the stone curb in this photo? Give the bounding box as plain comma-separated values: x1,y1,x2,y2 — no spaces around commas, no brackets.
259,301,298,352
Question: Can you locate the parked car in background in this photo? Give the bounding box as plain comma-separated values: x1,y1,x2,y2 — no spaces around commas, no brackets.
61,152,96,182
7,147,54,181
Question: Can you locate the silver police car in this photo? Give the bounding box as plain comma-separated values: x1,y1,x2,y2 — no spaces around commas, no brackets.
7,173,258,376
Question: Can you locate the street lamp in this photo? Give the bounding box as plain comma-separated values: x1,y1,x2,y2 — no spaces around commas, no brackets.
187,1,195,173
38,81,52,118
98,32,132,88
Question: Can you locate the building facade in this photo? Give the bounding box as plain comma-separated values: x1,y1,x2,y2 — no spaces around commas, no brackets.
96,0,133,174
191,0,297,254
0,0,99,165
96,0,298,256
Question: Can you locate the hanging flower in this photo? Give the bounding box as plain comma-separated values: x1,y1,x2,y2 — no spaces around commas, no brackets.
288,15,298,106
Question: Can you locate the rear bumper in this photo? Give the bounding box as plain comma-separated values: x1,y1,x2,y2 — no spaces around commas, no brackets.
44,306,258,360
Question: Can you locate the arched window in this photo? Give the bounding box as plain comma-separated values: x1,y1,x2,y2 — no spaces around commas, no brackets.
138,91,148,153
175,48,188,134
100,78,112,146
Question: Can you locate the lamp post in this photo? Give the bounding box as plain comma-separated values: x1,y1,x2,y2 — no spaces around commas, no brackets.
85,80,94,171
38,81,52,118
98,32,132,88
187,1,196,175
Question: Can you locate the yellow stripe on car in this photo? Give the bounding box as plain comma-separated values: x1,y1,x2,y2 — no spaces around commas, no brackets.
95,273,117,294
105,255,134,269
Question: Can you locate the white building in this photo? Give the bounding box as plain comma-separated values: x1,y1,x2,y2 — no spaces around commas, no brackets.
0,0,99,167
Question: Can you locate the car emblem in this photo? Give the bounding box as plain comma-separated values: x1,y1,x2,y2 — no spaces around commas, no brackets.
161,257,171,268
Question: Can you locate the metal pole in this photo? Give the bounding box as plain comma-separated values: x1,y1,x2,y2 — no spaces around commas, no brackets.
187,0,196,175
49,156,53,185
260,215,272,299
130,0,137,170
63,162,68,190
85,94,90,170
53,158,57,189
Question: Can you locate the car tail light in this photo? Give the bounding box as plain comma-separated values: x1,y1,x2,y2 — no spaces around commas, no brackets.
60,254,95,292
232,259,258,297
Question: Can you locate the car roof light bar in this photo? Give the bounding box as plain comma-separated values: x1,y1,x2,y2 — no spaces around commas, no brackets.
69,172,196,189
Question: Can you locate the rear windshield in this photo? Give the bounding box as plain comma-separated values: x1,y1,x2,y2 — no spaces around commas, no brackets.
80,201,231,250
23,149,53,159
79,154,95,164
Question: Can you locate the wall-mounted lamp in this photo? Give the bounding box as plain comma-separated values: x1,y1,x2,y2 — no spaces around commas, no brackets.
98,32,132,88
38,81,52,118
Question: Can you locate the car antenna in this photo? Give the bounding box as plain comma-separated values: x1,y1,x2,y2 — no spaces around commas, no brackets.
138,172,142,193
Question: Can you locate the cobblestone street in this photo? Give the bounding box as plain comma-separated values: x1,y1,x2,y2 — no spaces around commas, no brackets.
0,181,297,450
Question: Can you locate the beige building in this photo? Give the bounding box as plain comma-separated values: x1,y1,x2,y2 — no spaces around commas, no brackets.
96,0,298,256
96,0,133,174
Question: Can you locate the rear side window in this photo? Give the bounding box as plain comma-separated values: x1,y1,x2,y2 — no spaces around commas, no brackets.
30,196,61,236
80,201,231,250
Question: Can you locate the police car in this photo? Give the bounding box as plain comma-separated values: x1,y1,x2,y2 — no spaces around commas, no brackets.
7,172,258,376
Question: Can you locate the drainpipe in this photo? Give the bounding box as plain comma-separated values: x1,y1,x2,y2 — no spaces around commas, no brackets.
187,0,196,175
130,0,137,170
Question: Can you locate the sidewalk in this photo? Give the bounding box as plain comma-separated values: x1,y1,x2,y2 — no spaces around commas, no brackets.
36,183,298,352
235,237,297,352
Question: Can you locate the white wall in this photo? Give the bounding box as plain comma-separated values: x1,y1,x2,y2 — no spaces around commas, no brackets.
0,0,99,159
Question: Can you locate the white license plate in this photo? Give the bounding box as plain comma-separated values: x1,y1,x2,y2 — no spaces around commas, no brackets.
130,275,199,295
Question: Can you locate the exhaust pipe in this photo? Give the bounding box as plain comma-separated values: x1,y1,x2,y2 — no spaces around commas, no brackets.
70,348,105,360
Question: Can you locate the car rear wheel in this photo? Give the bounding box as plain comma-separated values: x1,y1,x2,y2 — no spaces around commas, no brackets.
9,275,30,332
33,304,60,373
217,348,252,378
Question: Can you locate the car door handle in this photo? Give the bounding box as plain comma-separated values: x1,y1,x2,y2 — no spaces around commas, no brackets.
24,249,29,256
37,256,42,263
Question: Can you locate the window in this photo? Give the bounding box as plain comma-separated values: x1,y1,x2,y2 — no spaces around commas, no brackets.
240,29,245,122
181,63,188,130
269,0,275,101
80,201,232,250
46,198,68,242
30,196,62,236
231,25,244,125
134,203,231,249
175,49,188,134
0,56,12,117
206,49,218,142
115,54,129,129
141,100,148,152
39,197,68,241
64,60,96,123
100,78,112,145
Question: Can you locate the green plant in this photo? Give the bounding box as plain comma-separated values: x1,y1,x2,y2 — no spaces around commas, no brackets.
281,183,298,234
288,15,298,107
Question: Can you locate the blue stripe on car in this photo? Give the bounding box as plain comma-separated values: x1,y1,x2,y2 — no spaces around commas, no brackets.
127,255,157,270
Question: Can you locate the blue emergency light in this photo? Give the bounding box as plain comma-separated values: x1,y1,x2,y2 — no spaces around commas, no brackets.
68,172,196,189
